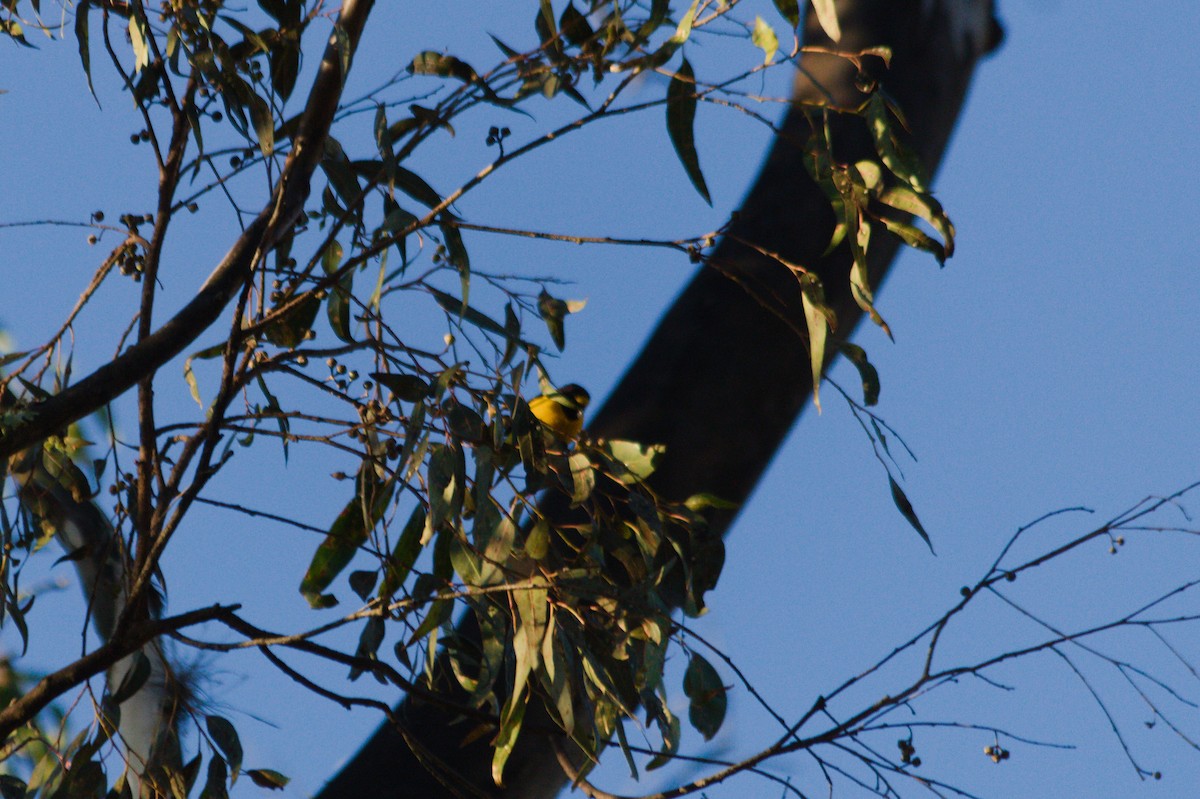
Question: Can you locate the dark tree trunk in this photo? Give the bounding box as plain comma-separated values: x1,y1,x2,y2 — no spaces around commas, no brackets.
317,2,1001,796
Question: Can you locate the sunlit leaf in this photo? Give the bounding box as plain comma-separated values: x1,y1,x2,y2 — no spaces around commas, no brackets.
810,0,841,41
751,16,778,64
799,273,835,412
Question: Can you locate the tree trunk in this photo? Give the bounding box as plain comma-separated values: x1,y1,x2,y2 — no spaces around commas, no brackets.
317,1,1001,796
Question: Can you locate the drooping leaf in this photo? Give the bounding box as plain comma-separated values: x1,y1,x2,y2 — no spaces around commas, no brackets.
199,754,228,799
683,654,726,740
772,0,800,29
422,444,464,545
74,1,97,103
878,185,956,259
889,475,935,553
321,240,354,342
299,471,395,607
839,343,880,406
379,505,425,598
109,652,151,705
536,290,585,351
349,616,386,681
205,716,243,781
665,59,712,205
810,0,842,41
798,273,835,412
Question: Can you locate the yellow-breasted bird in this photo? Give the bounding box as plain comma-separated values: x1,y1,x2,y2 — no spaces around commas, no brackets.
528,384,590,440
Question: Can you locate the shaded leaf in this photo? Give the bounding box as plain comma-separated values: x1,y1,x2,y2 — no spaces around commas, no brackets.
772,0,800,29
683,654,726,740
321,240,354,342
205,716,243,781
299,471,394,607
889,475,934,553
109,652,151,705
379,505,425,598
245,769,289,790
371,371,430,402
75,1,97,103
666,59,711,205
840,343,880,406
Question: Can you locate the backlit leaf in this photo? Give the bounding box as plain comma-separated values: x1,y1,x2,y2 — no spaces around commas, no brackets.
666,59,712,205
889,475,935,553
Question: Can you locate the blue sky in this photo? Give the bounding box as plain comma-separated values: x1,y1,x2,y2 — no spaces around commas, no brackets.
2,1,1200,797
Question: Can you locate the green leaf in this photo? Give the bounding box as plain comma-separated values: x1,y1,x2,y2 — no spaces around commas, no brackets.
492,693,527,787
299,471,395,607
128,12,150,72
244,769,289,790
839,343,880,406
74,1,97,103
264,293,320,348
878,185,955,259
772,0,800,29
109,652,151,704
751,16,778,64
439,220,471,305
568,451,594,506
348,569,377,601
422,444,464,546
370,371,430,402
683,654,726,740
559,2,595,47
889,475,935,553
321,240,354,342
199,755,228,799
866,95,928,192
810,0,841,41
247,91,274,156
607,440,664,482
669,0,699,44
349,616,386,681
379,506,425,598
666,59,711,206
879,215,946,264
799,273,835,413
536,291,585,352
205,716,243,782
408,51,478,83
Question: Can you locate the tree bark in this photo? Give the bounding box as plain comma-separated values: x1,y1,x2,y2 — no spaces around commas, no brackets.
317,1,1001,797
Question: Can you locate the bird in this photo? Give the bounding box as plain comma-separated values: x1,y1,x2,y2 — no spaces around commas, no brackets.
528,383,590,440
